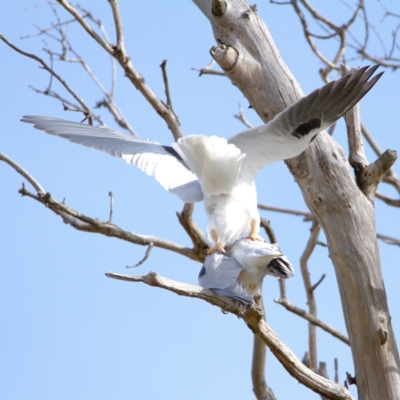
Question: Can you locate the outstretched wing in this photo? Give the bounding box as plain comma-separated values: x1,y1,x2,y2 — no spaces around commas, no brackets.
229,65,383,181
21,116,203,203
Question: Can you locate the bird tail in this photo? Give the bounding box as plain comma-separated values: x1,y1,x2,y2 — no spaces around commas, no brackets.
267,256,294,278
172,135,245,194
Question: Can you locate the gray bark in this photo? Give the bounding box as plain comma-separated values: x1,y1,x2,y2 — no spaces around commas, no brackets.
194,1,400,399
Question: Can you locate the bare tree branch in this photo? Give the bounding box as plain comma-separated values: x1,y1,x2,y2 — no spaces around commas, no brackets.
275,298,350,346
361,122,400,194
311,274,326,293
56,0,183,140
376,233,400,246
176,203,209,261
234,103,254,128
260,217,277,244
258,203,313,221
341,64,398,200
0,34,93,123
252,296,277,400
106,270,354,400
191,59,226,76
335,358,339,384
260,202,400,244
0,153,202,262
0,152,45,195
300,223,321,372
127,243,154,268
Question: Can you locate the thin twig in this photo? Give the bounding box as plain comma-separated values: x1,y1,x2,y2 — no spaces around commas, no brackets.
56,0,183,140
0,152,45,195
0,35,93,122
127,243,154,268
260,202,400,245
375,192,400,207
275,298,350,346
191,67,226,76
191,59,226,76
376,233,400,246
260,217,277,244
335,358,339,384
311,274,326,292
108,191,114,223
108,0,124,50
160,60,173,109
258,203,313,221
234,103,254,128
56,0,113,53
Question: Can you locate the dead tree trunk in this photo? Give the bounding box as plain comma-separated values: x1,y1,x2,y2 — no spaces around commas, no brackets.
194,1,400,398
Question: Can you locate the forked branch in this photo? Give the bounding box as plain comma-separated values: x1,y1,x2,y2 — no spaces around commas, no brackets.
0,152,203,262
106,270,353,400
56,0,183,141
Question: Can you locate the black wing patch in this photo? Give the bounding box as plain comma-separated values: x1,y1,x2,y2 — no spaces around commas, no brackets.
292,118,321,138
198,265,207,279
161,145,183,161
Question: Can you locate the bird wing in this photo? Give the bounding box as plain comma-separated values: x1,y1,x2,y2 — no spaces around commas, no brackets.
21,116,204,203
198,252,253,304
229,65,383,182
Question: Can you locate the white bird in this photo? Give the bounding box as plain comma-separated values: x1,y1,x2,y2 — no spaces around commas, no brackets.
198,239,294,304
22,65,382,253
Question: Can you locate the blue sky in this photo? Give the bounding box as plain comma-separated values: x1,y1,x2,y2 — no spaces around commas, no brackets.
1,1,399,399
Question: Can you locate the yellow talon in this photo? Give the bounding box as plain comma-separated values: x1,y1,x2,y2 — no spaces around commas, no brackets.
245,233,264,242
207,243,226,255
245,218,264,242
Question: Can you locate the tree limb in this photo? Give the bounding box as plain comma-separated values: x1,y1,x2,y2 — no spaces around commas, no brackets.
342,64,398,201
106,269,354,400
300,222,321,372
0,152,202,262
176,203,209,262
0,34,93,123
194,2,400,397
252,295,277,400
56,0,183,140
274,298,350,346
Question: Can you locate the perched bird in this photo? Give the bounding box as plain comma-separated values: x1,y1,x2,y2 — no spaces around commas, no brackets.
198,239,294,304
22,65,383,253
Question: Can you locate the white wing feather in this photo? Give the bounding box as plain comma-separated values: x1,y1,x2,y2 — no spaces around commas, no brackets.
21,116,203,203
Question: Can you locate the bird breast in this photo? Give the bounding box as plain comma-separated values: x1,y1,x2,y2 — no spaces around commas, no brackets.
204,183,259,244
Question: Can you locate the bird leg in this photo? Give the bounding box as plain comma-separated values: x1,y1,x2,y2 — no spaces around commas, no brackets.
207,229,226,254
244,219,264,242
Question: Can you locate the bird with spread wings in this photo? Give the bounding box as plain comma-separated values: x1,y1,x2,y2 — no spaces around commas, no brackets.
22,65,383,254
